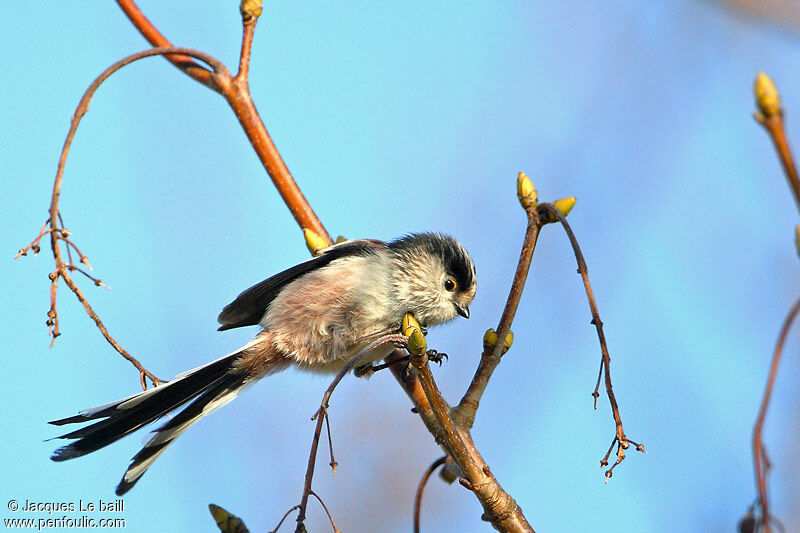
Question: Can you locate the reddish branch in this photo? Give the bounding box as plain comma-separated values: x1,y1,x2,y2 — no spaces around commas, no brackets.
410,353,534,532
115,0,332,244
749,73,800,532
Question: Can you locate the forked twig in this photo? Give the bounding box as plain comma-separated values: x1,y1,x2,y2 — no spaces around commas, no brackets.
409,347,533,532
294,334,407,532
15,220,50,259
19,46,226,389
538,202,645,480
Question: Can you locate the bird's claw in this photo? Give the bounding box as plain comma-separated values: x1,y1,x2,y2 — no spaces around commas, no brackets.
426,349,448,366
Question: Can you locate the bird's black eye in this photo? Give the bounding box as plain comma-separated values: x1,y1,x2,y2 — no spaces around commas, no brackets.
444,278,456,292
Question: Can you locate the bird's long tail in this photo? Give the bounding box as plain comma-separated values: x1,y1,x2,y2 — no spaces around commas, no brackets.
49,340,277,495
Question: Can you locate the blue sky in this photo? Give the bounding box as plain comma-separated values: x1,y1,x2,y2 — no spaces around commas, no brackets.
2,2,799,531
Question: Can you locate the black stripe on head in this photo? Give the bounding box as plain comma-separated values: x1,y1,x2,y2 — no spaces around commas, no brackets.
389,233,475,291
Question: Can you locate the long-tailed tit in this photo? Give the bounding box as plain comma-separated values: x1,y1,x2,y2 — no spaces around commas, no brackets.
49,233,476,495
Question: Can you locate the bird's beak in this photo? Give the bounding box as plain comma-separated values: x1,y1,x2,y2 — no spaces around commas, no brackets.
456,304,470,319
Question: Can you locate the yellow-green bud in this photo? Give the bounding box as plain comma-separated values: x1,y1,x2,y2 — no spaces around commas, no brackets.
483,328,513,353
402,313,427,355
795,225,800,258
517,172,538,209
483,328,498,350
503,330,513,351
208,503,247,533
553,196,576,216
754,72,781,118
402,312,418,336
240,0,263,20
407,328,427,356
303,228,328,256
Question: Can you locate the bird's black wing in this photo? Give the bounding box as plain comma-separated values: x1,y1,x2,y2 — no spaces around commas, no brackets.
217,239,384,331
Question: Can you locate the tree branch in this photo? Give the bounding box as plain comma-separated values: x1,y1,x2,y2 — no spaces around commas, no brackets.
537,202,644,479
408,346,534,532
22,47,224,387
115,0,218,89
413,456,447,533
295,334,407,532
754,72,800,214
453,179,541,428
116,0,332,243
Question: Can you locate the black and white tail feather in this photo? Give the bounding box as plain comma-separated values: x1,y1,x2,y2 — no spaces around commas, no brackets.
49,344,260,495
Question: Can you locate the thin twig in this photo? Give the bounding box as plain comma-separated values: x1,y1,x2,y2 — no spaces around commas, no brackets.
15,222,53,258
236,1,259,83
308,490,340,533
413,456,447,533
295,334,407,532
48,271,59,345
56,213,74,267
354,354,410,376
37,46,225,389
59,270,162,387
752,296,800,533
539,202,644,479
323,411,337,475
269,505,300,533
65,265,109,289
61,237,92,269
592,358,604,410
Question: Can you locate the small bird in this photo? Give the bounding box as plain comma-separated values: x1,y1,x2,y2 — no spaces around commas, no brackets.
49,233,476,495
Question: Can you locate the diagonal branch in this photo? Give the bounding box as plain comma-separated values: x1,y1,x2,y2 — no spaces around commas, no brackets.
116,0,332,243
453,199,541,428
116,0,218,89
409,347,534,532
